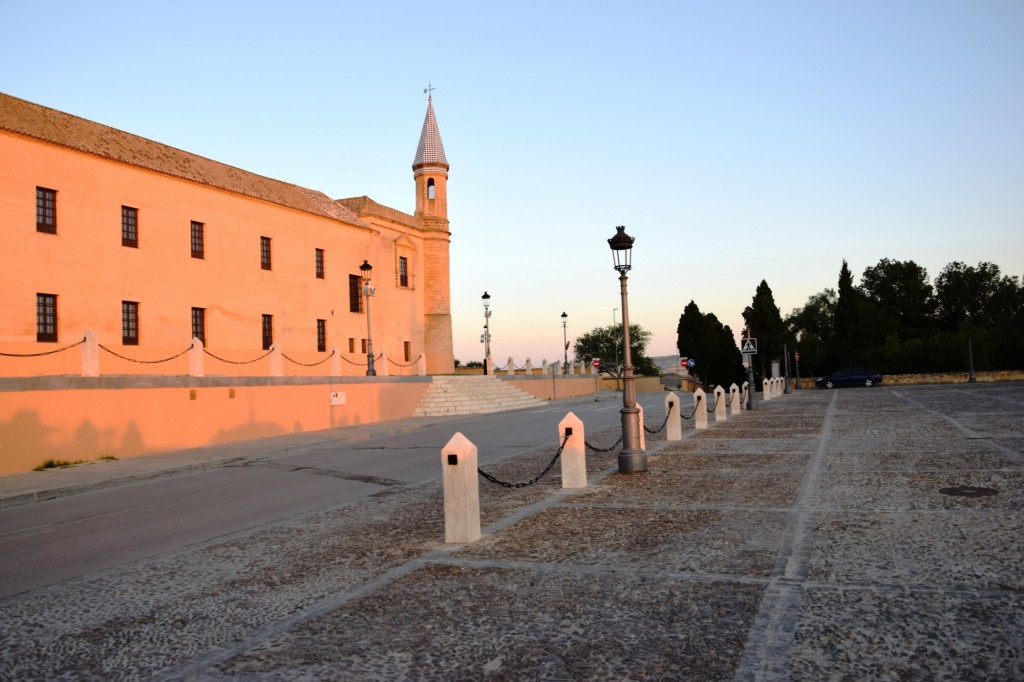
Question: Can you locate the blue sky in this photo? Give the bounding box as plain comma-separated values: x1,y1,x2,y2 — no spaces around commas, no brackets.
3,1,1022,365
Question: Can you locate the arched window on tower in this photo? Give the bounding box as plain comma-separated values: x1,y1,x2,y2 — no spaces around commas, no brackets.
427,178,436,200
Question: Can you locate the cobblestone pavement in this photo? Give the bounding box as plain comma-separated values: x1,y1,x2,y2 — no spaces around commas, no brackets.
1,383,1021,680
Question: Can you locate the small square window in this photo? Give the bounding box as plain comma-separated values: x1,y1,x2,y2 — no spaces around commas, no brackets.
315,248,325,279
191,221,205,258
36,293,57,342
261,236,272,270
122,301,139,345
317,319,327,353
36,187,57,233
122,206,138,247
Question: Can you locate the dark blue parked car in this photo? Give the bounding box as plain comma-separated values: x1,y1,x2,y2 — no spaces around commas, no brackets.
815,367,883,389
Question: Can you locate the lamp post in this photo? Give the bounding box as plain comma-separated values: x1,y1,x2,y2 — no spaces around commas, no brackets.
742,306,756,410
561,312,569,374
608,225,645,474
482,291,492,375
612,308,620,390
360,260,376,376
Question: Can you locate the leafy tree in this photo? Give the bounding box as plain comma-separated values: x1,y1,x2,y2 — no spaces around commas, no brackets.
573,323,659,378
744,280,784,380
785,288,836,378
677,301,744,387
860,258,935,338
934,261,1010,330
833,260,863,367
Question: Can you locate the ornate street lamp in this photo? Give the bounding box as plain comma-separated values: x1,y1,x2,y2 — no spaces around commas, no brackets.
608,225,645,474
481,291,492,375
360,260,376,376
561,311,569,374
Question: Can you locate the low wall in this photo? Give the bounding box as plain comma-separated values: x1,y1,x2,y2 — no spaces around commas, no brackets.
503,375,600,401
0,376,431,476
796,370,1024,389
598,376,665,393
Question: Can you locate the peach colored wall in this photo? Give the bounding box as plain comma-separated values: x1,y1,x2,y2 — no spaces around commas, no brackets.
504,376,600,401
0,379,430,475
0,131,437,377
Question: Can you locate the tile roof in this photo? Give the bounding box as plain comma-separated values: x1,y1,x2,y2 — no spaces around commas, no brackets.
412,96,448,170
0,92,367,228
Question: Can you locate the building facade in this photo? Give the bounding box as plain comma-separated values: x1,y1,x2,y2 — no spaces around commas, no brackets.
0,92,455,378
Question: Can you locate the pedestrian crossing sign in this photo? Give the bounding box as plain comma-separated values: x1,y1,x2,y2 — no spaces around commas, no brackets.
741,338,758,354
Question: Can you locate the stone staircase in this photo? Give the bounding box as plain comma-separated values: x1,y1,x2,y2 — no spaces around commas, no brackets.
412,375,548,417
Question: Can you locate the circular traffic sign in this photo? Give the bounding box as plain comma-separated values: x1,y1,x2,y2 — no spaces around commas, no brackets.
687,358,696,368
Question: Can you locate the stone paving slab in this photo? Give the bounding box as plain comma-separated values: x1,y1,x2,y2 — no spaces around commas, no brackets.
0,383,1021,681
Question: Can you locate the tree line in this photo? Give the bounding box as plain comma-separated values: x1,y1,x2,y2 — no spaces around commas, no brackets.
679,259,1023,385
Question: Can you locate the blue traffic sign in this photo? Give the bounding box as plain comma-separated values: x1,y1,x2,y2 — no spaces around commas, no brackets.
687,358,696,368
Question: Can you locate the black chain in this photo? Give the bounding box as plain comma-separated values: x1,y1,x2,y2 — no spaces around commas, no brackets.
282,349,335,367
203,348,274,365
585,434,623,452
681,394,702,420
644,413,670,434
99,343,193,364
1,337,86,358
478,434,570,488
339,352,383,366
707,393,719,413
387,354,423,367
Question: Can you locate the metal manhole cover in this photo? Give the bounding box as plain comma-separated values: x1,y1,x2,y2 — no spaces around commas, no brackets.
939,486,998,497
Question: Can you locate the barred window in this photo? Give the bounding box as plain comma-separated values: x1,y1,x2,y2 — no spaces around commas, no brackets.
317,319,327,352
361,338,367,354
348,337,355,353
191,221,204,258
399,256,409,287
262,314,273,350
192,307,206,345
121,301,139,345
36,293,57,342
261,236,272,270
122,206,138,247
349,274,363,313
315,248,325,279
404,341,411,362
36,187,56,233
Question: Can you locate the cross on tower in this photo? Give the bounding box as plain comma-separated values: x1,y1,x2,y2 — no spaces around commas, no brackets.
423,82,436,98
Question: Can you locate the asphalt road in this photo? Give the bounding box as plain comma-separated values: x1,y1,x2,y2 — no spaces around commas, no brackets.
0,391,672,598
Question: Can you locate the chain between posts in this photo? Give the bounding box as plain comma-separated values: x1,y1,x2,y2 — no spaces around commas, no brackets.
681,394,702,420
99,343,193,364
644,413,670,434
281,349,335,367
478,433,571,488
585,434,623,452
707,393,720,413
0,337,86,358
387,354,423,367
339,353,383,367
204,348,274,365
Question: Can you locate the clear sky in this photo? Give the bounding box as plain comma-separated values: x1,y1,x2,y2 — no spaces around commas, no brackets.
3,1,1022,366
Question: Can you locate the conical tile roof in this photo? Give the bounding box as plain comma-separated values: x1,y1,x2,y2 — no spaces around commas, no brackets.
412,97,448,170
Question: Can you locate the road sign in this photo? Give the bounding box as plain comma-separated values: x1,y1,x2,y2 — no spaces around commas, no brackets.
680,357,687,367
741,338,758,354
795,351,800,361
592,359,600,368
687,358,696,368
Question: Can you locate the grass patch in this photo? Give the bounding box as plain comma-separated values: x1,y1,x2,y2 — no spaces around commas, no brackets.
33,454,119,471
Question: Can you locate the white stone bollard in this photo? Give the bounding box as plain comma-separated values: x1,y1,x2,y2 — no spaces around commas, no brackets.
378,352,390,377
189,336,205,377
637,403,647,451
665,391,682,441
559,412,586,489
762,378,772,400
331,345,342,376
742,381,749,408
714,385,727,421
270,343,283,377
441,432,481,544
81,329,100,377
694,388,708,430
730,383,741,415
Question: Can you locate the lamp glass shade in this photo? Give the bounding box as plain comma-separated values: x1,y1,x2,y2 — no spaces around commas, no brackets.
607,225,634,272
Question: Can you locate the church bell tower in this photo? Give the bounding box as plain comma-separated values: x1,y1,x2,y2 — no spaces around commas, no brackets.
413,92,454,374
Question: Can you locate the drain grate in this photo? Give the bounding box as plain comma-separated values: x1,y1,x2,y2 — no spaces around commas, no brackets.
939,486,998,497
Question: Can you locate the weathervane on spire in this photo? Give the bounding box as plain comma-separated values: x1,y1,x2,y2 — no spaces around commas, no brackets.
423,82,436,98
